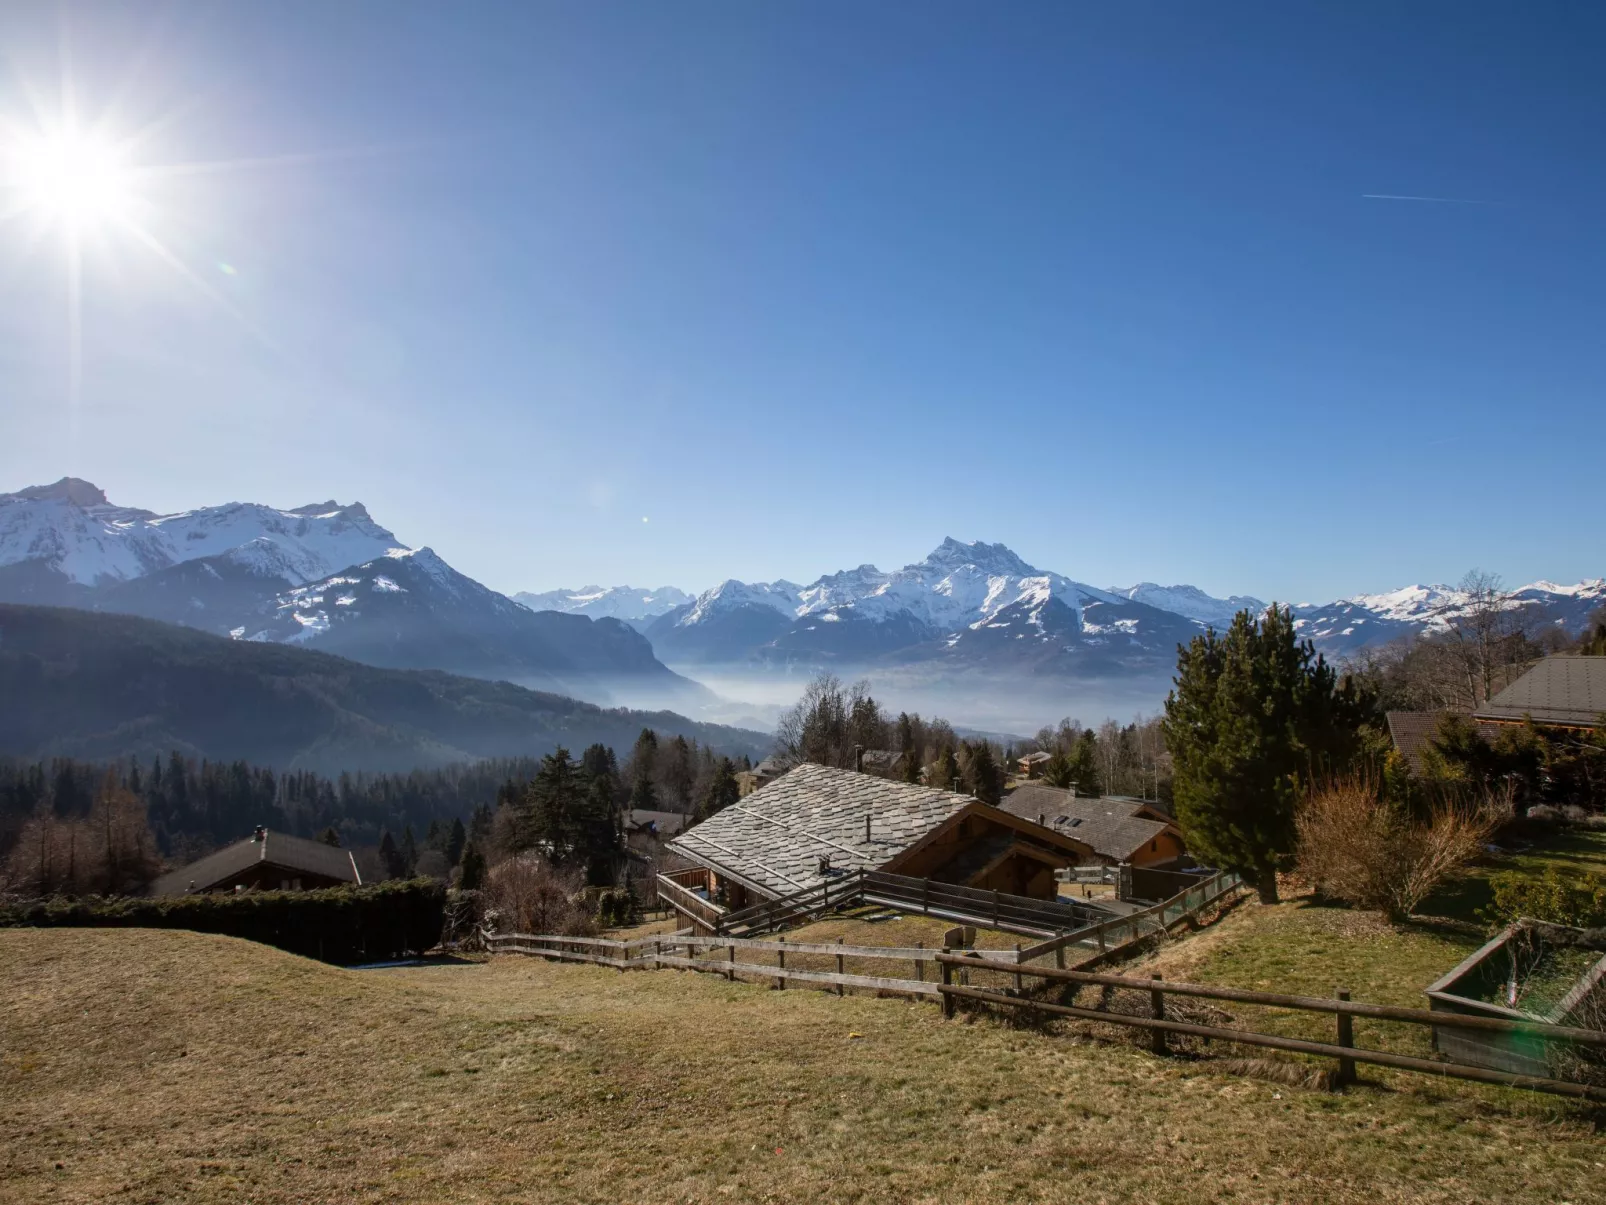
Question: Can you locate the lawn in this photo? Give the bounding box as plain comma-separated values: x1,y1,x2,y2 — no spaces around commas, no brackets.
3,926,1602,1205
1418,827,1606,926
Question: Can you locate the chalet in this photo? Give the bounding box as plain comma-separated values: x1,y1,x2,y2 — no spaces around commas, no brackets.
858,749,906,778
664,763,1097,916
997,783,1185,868
1016,750,1053,778
151,827,361,897
626,809,689,839
1474,656,1606,732
1386,711,1505,775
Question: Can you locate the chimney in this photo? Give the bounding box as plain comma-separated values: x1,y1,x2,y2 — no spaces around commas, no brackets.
1038,813,1045,826
854,744,865,773
952,777,962,794
253,825,266,842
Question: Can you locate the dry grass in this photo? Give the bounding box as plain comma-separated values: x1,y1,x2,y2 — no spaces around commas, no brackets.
3,927,1603,1205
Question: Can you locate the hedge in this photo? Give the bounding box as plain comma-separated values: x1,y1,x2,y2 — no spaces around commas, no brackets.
0,878,447,965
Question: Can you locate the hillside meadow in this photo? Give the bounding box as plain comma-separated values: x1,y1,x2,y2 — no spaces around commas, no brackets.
2,925,1601,1205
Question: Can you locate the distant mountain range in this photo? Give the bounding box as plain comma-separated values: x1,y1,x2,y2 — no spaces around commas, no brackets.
511,584,693,630
0,605,767,773
3,478,1600,734
0,478,703,712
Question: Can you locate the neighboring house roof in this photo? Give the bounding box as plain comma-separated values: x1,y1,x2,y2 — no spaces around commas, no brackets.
627,809,689,837
1386,711,1506,774
151,830,361,897
753,756,794,778
859,749,905,774
997,784,1178,863
1473,656,1606,729
1018,751,1052,765
668,763,975,898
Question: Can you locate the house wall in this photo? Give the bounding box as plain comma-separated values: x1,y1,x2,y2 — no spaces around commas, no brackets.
969,855,1058,899
1129,831,1186,868
887,813,1081,900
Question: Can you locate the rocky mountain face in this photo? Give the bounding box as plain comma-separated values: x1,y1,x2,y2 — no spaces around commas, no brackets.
0,479,703,710
512,584,693,630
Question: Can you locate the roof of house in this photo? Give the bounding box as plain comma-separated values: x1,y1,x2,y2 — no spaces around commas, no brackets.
996,784,1177,863
859,749,905,774
668,762,975,897
753,756,794,778
627,809,689,836
1018,751,1053,764
1473,656,1606,728
151,830,361,897
1386,711,1506,773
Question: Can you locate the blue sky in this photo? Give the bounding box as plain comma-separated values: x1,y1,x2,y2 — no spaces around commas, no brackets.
1,2,1601,604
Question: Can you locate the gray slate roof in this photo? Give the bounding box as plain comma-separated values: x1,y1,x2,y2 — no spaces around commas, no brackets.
1474,656,1606,728
997,784,1175,863
151,830,361,897
1386,711,1506,773
627,809,689,836
667,762,973,897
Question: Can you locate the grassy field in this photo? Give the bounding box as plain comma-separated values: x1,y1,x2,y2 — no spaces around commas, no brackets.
1419,827,1606,926
3,925,1603,1205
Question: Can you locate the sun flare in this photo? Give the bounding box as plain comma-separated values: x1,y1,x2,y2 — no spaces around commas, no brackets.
5,128,134,228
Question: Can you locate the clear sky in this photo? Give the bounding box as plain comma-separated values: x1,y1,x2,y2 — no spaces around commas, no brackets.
1,2,1601,604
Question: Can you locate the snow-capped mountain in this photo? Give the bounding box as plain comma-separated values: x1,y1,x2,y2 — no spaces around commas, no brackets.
1111,583,1268,628
513,584,694,629
0,477,400,600
0,478,706,711
646,538,1197,669
1292,579,1606,656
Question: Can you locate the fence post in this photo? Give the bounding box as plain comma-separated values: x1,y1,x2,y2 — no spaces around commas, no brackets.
1335,988,1355,1087
993,888,1000,930
776,939,786,991
1014,944,1023,993
653,938,661,971
916,940,924,982
923,878,930,914
1097,922,1107,954
940,949,955,1018
1150,974,1167,1055
727,943,736,982
1055,942,1066,971
836,937,846,996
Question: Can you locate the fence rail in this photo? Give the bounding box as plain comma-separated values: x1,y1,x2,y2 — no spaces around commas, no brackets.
934,952,1606,1103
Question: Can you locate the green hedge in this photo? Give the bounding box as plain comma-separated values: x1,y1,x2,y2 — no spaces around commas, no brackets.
0,878,447,965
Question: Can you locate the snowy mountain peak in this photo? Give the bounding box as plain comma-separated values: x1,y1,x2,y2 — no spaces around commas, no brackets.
917,537,1038,577
1111,583,1268,628
511,583,694,624
682,578,801,625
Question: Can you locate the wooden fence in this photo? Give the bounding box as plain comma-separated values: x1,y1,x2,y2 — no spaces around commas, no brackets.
935,952,1606,1103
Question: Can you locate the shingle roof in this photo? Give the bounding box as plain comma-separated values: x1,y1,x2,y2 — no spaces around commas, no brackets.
151,830,360,897
1474,656,1606,728
1386,711,1506,773
1018,751,1052,764
996,784,1176,863
628,809,689,836
667,763,973,897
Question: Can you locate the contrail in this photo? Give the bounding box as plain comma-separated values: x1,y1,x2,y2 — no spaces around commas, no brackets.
1362,193,1498,205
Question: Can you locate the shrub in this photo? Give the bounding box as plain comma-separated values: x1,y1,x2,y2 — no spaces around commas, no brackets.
0,878,446,964
1487,867,1606,929
1296,777,1504,921
483,854,595,936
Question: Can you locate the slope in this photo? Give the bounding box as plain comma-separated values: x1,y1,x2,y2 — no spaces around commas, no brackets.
0,605,767,774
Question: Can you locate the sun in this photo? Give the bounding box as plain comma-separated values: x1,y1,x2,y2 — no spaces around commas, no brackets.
5,127,134,228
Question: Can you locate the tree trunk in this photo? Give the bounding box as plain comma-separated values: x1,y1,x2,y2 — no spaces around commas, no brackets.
1255,869,1280,905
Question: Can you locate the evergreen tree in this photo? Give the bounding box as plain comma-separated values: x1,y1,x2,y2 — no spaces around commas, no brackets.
698,757,741,820
931,746,961,793
901,747,924,785
318,826,341,847
400,825,419,875
522,747,581,857
458,842,487,891
628,729,660,811
1063,730,1102,796
662,735,695,811
1162,604,1361,904
1041,747,1075,789
445,817,467,867
378,830,406,879
963,741,1002,804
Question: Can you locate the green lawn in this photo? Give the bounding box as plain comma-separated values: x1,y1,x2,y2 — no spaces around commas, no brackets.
1419,827,1606,926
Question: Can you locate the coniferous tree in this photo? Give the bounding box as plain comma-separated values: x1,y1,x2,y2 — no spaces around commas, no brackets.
458,842,487,891
444,817,467,867
698,757,741,821
1063,730,1102,796
378,831,407,880
931,746,961,793
318,826,342,847
1162,604,1363,904
963,741,1002,804
400,825,419,875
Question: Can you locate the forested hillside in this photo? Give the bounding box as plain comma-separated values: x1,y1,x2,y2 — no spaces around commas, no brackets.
0,605,768,773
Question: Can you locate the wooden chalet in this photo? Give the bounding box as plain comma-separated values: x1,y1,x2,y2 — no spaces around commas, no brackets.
1016,750,1053,778
151,826,361,897
996,784,1185,868
661,763,1096,922
1473,656,1606,732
